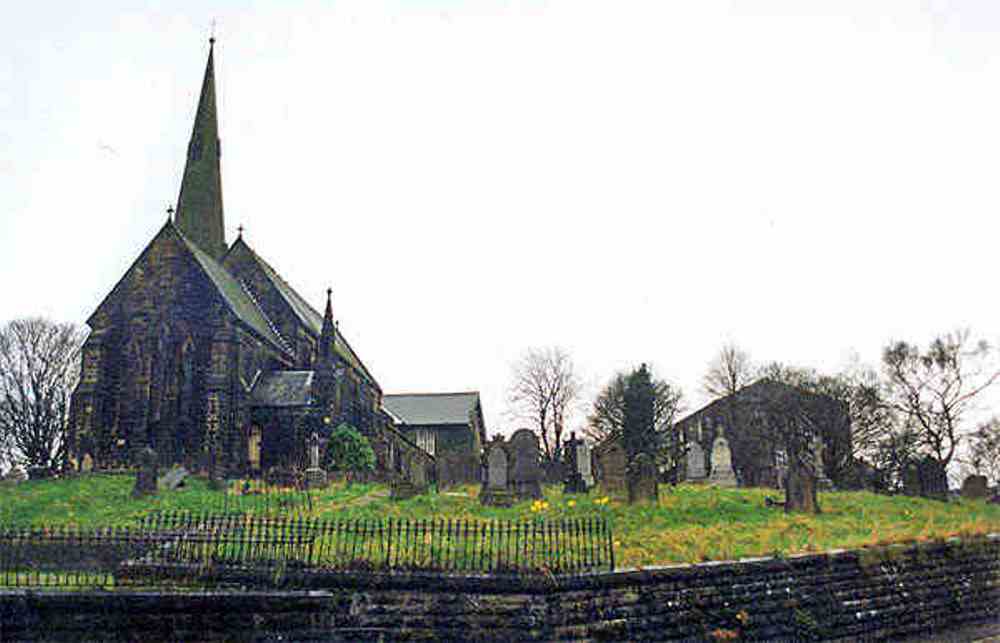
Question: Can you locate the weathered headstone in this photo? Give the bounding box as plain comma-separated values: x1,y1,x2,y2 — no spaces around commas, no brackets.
686,441,707,482
480,441,514,507
627,452,659,504
563,433,588,494
916,457,949,500
902,463,921,496
708,436,737,487
131,447,159,499
961,474,989,500
577,441,594,488
158,466,189,491
305,432,328,489
598,443,627,495
509,429,542,500
812,436,833,491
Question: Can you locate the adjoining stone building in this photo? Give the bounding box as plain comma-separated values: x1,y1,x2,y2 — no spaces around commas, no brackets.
66,40,440,478
674,379,851,488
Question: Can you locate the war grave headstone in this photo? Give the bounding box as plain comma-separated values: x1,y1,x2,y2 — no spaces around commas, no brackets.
509,429,543,500
132,447,159,499
563,432,588,494
480,440,515,507
598,443,627,495
305,432,328,489
961,474,989,500
686,440,707,482
627,452,659,504
708,436,737,487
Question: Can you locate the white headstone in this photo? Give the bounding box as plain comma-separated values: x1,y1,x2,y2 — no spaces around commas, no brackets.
686,441,706,480
708,436,737,487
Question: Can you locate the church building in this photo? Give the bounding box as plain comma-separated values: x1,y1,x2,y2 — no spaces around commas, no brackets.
66,40,446,477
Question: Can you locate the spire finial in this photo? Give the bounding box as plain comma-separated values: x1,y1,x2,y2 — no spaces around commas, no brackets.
210,19,216,46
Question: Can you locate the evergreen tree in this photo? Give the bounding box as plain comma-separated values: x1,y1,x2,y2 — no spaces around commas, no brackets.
323,423,375,486
623,364,657,460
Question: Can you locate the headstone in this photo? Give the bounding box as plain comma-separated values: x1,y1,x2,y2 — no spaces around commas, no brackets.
577,441,594,488
480,440,515,507
598,443,627,495
305,432,328,489
486,445,508,489
812,435,833,490
158,466,189,491
686,441,707,482
961,474,989,500
708,436,737,487
902,463,921,496
916,457,949,500
563,433,588,494
81,453,94,472
509,429,542,500
627,452,659,504
131,447,159,499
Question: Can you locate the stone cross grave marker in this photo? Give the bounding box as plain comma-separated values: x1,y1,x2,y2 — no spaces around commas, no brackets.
627,452,659,504
709,436,737,487
306,432,328,489
509,429,542,500
577,441,593,488
686,440,706,481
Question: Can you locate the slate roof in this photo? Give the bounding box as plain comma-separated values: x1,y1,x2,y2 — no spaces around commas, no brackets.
225,238,377,387
382,392,481,426
176,228,290,354
250,370,314,407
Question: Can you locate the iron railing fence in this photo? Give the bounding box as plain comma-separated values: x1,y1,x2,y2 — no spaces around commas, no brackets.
0,513,613,589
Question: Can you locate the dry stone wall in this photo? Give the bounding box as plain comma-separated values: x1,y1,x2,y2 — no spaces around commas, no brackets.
2,535,998,641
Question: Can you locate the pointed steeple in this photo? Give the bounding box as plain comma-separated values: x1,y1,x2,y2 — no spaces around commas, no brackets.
319,288,335,362
175,38,226,260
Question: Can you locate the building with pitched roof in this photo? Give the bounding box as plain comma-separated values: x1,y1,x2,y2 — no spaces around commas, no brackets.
66,40,439,477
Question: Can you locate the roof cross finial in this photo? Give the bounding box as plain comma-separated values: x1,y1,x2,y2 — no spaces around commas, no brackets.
167,204,174,221
210,19,217,46
237,224,244,238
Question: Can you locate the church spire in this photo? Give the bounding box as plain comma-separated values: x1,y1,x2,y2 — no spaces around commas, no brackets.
319,288,335,362
175,38,226,259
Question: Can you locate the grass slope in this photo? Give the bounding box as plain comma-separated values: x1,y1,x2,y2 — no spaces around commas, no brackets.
2,475,998,567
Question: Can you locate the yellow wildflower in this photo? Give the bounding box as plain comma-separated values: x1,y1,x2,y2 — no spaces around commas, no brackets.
567,500,576,508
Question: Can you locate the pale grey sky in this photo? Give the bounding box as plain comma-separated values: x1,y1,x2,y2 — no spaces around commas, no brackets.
2,1,1000,435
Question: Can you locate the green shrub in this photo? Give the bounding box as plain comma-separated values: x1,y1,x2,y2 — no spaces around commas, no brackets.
323,423,375,486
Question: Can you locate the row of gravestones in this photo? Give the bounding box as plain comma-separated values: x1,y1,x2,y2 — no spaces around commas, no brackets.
480,429,543,506
683,436,737,487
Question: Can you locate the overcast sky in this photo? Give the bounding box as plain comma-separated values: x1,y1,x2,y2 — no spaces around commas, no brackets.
3,1,1000,436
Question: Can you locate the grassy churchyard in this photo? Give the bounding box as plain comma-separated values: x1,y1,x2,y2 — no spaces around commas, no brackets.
2,474,999,568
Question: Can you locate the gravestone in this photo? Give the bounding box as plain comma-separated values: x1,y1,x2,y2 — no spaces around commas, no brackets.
577,441,593,488
686,441,707,482
598,443,627,495
480,441,514,507
509,429,543,500
131,447,159,499
627,452,659,504
916,457,949,500
812,436,833,490
81,453,94,472
902,463,921,496
961,474,989,500
158,466,189,491
563,433,588,494
708,436,737,487
305,432,328,489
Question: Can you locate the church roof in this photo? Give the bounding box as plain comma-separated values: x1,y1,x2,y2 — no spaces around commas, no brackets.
175,227,291,354
250,370,314,407
383,392,481,426
224,237,377,386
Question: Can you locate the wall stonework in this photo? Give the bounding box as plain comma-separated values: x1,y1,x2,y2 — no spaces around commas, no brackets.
3,535,997,641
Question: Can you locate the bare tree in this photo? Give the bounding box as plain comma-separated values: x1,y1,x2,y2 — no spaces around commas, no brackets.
0,318,86,470
882,329,999,469
702,342,756,400
506,347,582,461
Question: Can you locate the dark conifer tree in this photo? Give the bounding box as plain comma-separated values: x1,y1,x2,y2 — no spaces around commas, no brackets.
623,364,657,460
